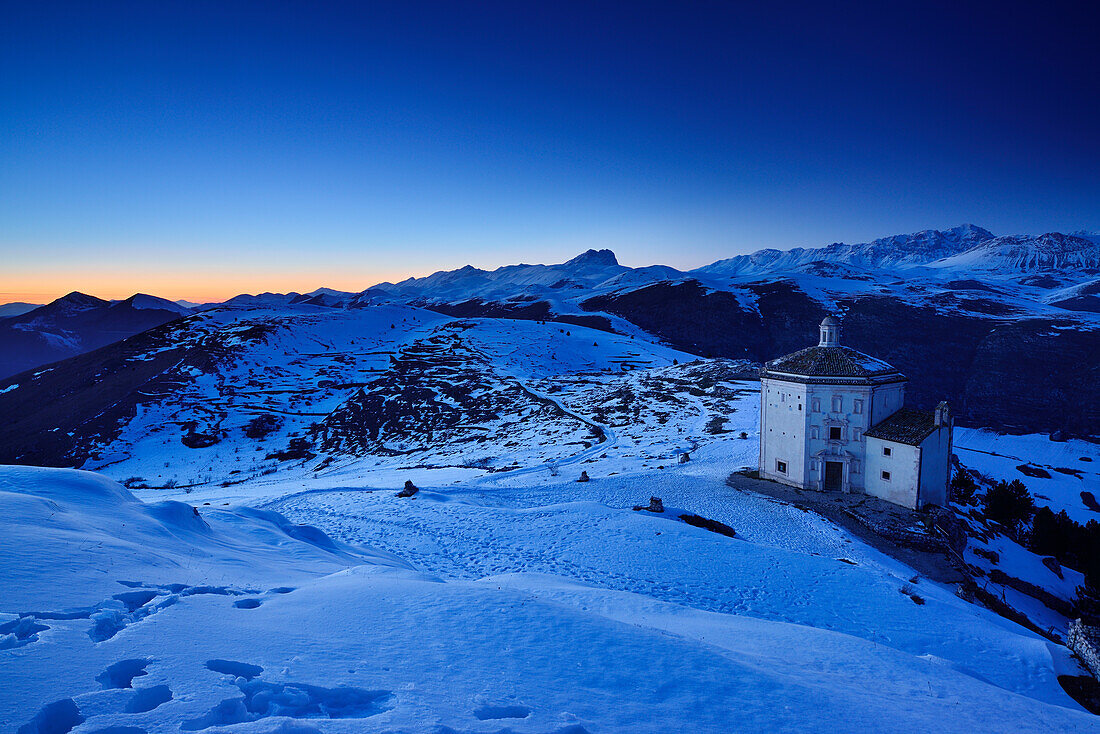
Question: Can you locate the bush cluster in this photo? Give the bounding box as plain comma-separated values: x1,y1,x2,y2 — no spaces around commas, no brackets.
1029,507,1100,591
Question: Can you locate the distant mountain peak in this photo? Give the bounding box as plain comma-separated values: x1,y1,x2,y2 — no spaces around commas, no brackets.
118,293,193,315
945,223,995,239
58,291,107,307
566,249,619,267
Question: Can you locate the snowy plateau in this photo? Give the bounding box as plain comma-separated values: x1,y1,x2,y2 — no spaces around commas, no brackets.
2,225,1100,732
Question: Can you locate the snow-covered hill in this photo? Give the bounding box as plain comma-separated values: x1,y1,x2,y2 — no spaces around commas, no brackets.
2,461,1095,732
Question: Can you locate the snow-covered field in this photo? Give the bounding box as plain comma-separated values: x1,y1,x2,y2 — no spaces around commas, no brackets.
3,460,1096,733
3,305,1099,732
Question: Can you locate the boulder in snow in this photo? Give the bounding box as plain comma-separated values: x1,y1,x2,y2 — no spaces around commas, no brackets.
633,497,664,513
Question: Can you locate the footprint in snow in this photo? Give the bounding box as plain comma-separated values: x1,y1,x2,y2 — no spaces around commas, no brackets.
17,698,84,734
205,659,263,679
183,663,391,730
96,658,151,689
124,684,173,713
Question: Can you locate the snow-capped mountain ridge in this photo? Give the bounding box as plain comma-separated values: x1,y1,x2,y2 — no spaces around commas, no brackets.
176,225,1095,314
372,247,629,301
698,224,997,275
357,225,1097,308
929,232,1100,273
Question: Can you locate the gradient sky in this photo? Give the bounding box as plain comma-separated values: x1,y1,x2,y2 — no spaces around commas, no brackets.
2,1,1097,303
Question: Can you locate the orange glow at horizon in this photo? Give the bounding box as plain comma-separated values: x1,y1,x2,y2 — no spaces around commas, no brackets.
0,267,417,305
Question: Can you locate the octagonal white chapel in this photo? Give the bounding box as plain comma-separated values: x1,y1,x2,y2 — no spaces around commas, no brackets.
759,316,953,510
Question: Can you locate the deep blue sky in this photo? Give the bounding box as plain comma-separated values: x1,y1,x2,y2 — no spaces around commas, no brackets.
2,1,1097,300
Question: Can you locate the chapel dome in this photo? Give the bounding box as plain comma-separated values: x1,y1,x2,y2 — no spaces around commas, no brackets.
761,316,907,384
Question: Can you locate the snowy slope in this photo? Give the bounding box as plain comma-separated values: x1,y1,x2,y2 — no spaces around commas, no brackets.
2,466,1096,733
62,303,738,488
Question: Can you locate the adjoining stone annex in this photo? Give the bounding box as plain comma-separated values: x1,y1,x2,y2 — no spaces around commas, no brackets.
758,316,952,510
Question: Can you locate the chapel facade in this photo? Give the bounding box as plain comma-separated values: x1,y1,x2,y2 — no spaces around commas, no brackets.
758,316,952,510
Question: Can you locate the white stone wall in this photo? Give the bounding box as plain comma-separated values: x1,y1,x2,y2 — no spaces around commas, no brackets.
917,424,952,507
761,377,910,493
803,383,876,491
759,377,808,487
870,382,906,424
864,436,921,508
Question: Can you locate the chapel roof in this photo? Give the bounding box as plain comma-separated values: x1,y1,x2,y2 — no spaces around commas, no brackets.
864,407,939,446
762,345,905,382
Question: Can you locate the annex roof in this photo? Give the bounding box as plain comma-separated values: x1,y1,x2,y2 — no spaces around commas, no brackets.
864,407,939,446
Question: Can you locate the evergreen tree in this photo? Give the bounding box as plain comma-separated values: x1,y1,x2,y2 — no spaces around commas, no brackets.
981,479,1034,532
950,469,978,505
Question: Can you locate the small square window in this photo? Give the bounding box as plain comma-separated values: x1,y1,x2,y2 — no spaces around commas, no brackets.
881,470,891,481
883,446,892,457
776,460,787,474
829,426,842,440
